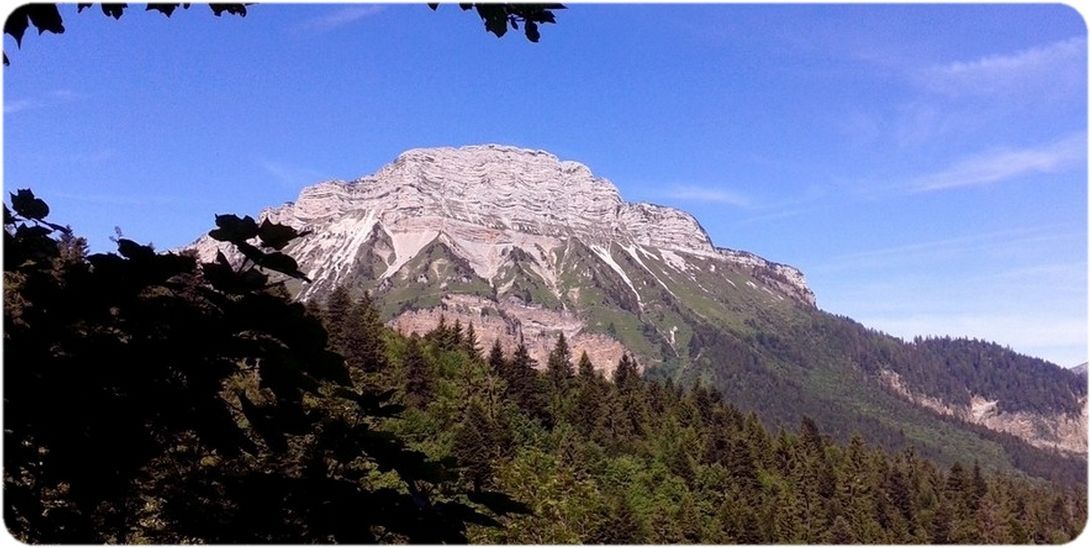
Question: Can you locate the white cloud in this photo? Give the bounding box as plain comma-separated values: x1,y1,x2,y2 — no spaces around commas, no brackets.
918,36,1085,98
909,132,1086,192
662,185,750,207
4,99,41,114
298,5,385,32
5,89,81,115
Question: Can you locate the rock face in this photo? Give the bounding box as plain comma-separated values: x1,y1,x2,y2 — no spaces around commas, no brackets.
223,145,813,304
880,370,1087,455
192,144,814,369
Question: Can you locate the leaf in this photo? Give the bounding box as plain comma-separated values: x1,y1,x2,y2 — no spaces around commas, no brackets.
116,238,155,261
208,214,259,242
100,4,129,20
257,219,299,250
525,20,540,42
5,5,64,47
146,3,182,16
28,4,66,35
4,8,30,46
259,251,310,281
10,189,50,220
209,4,248,17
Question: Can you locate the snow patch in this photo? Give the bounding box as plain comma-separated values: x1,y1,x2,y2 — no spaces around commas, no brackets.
590,244,643,309
660,249,689,272
623,244,677,300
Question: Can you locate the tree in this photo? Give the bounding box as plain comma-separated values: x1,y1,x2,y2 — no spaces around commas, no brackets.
341,291,389,375
462,321,482,359
546,332,574,397
503,340,545,421
571,351,604,437
402,334,432,409
487,338,506,375
452,401,498,492
5,3,566,65
4,192,523,542
323,285,352,353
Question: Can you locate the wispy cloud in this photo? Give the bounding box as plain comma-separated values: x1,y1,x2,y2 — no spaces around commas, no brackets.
661,185,751,207
297,5,385,33
4,89,81,114
918,36,1085,98
4,99,41,114
259,160,326,188
908,132,1085,192
50,192,187,207
815,224,1080,273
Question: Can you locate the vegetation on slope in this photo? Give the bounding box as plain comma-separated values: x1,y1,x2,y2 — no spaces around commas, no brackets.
4,192,1084,543
322,291,1087,544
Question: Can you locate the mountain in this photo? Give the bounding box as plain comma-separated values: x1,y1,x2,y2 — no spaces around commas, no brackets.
1074,363,1087,376
191,144,1086,483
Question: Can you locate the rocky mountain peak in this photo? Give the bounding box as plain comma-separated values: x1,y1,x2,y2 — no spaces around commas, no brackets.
279,145,721,255
195,144,814,307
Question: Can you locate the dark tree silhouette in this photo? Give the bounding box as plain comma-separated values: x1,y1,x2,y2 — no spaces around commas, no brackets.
4,3,566,65
3,191,526,542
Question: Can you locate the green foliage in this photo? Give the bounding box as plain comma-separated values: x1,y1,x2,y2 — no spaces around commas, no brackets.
6,192,1083,544
3,192,521,542
362,326,1085,544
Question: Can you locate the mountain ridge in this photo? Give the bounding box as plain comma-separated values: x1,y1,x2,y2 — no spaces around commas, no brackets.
188,144,1086,481
212,144,813,305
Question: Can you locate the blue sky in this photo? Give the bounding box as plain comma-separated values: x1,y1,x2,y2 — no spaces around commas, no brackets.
4,3,1087,366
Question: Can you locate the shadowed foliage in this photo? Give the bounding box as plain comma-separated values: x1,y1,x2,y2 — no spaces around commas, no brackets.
3,191,526,542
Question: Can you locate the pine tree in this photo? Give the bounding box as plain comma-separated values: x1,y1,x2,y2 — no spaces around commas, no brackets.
610,353,646,441
572,351,604,437
576,350,594,379
452,400,496,492
970,460,988,509
451,318,464,350
487,338,506,375
830,514,856,544
591,496,644,543
403,334,432,408
323,285,352,352
505,340,542,418
546,332,574,391
612,352,638,389
461,321,481,359
975,483,1013,543
341,292,388,375
56,228,89,268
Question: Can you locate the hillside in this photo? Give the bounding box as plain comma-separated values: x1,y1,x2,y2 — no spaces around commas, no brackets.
191,145,1086,483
